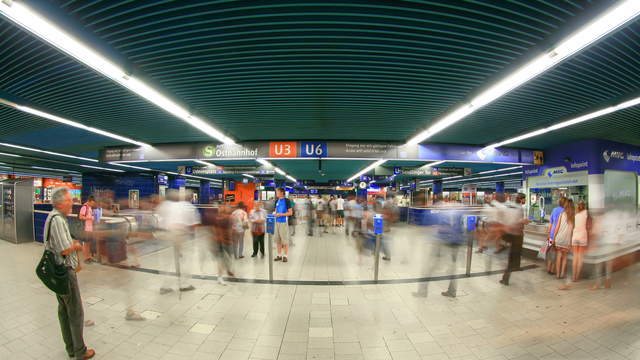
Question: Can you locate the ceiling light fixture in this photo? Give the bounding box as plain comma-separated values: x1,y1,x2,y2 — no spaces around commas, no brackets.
108,162,155,171
242,173,256,179
0,142,98,162
347,159,387,182
443,171,523,184
0,151,20,157
2,102,149,147
483,95,640,150
194,160,214,167
406,0,640,145
0,1,234,145
286,175,297,182
475,166,523,175
31,166,81,174
80,164,125,173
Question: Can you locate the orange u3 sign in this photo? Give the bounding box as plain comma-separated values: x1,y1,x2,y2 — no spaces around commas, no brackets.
269,141,297,157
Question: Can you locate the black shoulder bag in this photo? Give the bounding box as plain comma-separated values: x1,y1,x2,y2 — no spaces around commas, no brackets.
35,215,71,295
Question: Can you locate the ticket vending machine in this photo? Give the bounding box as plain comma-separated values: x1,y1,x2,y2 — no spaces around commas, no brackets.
0,179,34,243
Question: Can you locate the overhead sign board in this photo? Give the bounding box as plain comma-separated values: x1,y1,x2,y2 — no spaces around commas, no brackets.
100,142,536,164
178,165,274,175
392,166,468,177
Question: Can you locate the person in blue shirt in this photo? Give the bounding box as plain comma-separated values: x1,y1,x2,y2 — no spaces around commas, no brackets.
546,197,566,275
273,188,293,263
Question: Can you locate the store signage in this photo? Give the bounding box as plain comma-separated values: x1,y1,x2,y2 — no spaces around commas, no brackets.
100,142,536,164
392,166,467,177
527,169,588,188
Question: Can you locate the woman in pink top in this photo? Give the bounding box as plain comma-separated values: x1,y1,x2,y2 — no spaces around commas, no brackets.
570,201,589,282
79,196,96,263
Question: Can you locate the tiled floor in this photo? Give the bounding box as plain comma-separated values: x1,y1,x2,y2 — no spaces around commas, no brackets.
1,224,639,360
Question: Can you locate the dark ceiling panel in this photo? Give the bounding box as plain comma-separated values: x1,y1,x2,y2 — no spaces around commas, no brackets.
429,20,640,147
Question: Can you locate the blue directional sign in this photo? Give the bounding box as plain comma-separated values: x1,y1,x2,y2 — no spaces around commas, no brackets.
266,214,276,234
373,214,384,235
300,142,328,157
466,215,477,231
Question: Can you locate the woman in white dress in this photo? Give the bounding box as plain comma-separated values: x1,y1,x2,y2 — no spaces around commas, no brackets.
553,199,574,280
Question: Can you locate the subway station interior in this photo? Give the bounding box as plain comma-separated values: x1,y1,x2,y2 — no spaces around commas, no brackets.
1,0,640,359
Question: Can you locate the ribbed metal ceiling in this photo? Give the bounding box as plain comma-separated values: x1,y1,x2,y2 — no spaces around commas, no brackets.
1,0,639,180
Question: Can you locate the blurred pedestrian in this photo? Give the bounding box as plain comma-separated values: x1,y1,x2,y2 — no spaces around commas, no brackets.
155,189,200,294
414,197,463,298
499,193,529,286
210,205,235,285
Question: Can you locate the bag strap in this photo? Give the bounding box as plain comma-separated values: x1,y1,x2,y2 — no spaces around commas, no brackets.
45,214,59,245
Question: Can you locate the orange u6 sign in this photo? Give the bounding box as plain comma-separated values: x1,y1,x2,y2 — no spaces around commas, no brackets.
269,141,297,157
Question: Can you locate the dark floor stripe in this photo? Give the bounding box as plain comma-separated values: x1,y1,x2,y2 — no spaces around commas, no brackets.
104,264,539,286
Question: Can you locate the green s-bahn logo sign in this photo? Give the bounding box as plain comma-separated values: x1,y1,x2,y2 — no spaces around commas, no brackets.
201,144,259,158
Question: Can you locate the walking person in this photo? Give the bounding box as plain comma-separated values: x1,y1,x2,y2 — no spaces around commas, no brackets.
554,199,575,281
273,188,293,263
78,196,96,264
44,188,95,359
306,195,315,236
413,197,462,298
210,205,235,285
289,197,297,239
249,201,267,258
231,202,249,259
155,189,200,294
329,195,337,228
499,193,529,286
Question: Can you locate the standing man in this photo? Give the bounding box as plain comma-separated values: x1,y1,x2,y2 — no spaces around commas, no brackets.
335,195,345,227
500,193,530,286
249,201,267,258
78,196,96,264
273,188,293,263
45,188,95,360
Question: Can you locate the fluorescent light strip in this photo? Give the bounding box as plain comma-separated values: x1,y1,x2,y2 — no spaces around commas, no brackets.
406,0,640,145
194,160,214,166
0,151,20,157
485,95,640,149
31,166,81,174
108,162,154,171
0,1,234,145
242,173,256,179
80,164,125,173
346,159,387,182
443,171,522,184
257,159,297,182
476,166,523,175
11,104,149,147
0,142,98,162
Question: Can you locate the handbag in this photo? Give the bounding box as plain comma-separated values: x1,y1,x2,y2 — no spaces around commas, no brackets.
35,215,70,295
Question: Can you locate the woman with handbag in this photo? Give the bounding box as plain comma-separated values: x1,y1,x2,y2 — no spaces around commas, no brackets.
231,202,249,259
554,199,575,281
249,201,267,257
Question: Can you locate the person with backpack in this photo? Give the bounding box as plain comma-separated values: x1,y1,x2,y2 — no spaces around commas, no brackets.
273,188,293,263
42,188,95,359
